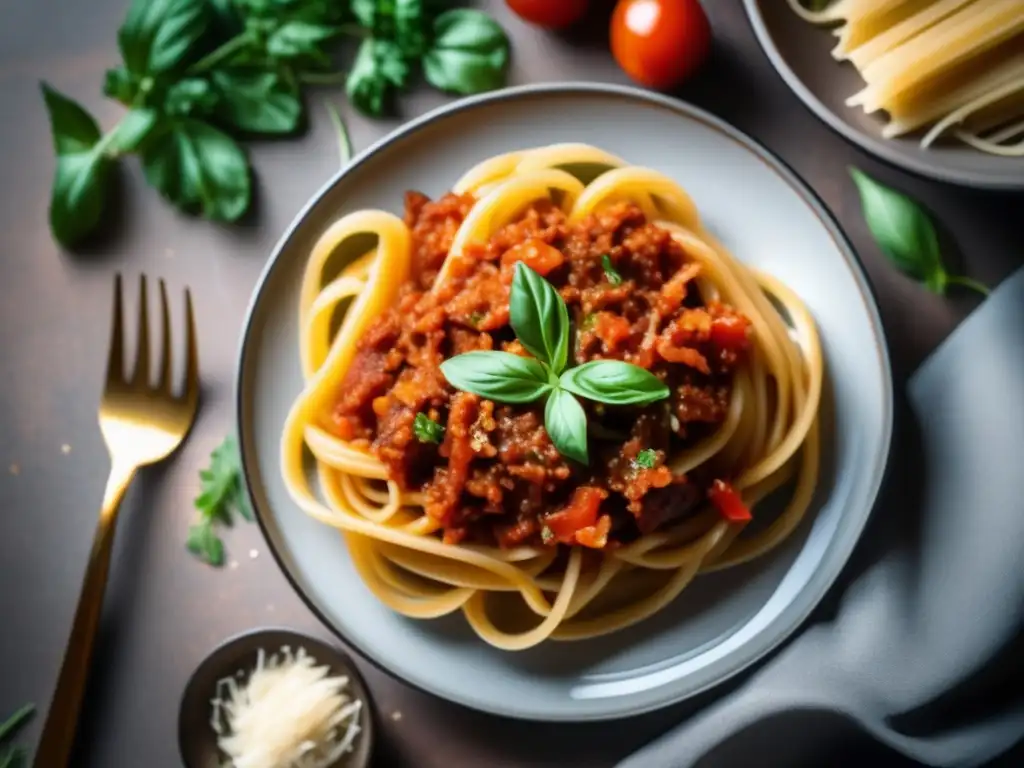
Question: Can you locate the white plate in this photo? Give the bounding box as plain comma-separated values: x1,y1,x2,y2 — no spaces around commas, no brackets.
236,83,893,721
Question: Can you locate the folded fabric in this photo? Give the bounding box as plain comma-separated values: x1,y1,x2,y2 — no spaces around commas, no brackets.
619,268,1024,768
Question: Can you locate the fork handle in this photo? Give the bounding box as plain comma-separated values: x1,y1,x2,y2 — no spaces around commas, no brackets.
34,459,137,768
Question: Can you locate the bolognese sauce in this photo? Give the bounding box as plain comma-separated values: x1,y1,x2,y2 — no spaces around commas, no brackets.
331,192,752,551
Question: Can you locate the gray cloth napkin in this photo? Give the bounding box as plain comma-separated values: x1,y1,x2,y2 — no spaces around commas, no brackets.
620,268,1024,768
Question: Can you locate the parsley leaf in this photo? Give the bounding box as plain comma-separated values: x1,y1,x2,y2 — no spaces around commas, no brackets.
414,412,445,444
633,448,657,469
601,254,623,286
188,435,253,566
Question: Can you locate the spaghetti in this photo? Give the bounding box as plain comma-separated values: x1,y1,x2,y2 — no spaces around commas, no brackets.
281,144,823,650
787,0,1024,156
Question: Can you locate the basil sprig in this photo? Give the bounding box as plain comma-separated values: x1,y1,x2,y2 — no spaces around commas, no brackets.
850,168,989,297
41,0,510,248
439,263,669,464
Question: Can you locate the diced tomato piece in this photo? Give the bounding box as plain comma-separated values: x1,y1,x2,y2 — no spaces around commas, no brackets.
574,514,611,549
501,238,565,276
542,486,607,542
594,312,632,348
708,479,752,522
443,527,469,545
710,314,751,350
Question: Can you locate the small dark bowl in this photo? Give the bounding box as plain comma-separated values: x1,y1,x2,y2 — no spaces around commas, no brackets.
179,628,375,768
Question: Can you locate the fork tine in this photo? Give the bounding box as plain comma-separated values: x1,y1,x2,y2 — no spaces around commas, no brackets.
183,287,199,412
132,275,150,385
105,274,125,384
157,279,172,392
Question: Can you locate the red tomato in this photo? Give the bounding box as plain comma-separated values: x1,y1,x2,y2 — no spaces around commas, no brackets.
611,0,712,90
506,0,589,29
543,486,607,542
708,480,752,523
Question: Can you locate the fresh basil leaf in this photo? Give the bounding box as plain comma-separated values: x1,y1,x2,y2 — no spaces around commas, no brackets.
560,360,669,406
266,20,337,62
163,77,219,116
423,9,509,95
103,66,143,105
141,119,250,221
117,0,209,75
207,0,243,33
109,108,160,152
41,84,113,247
544,388,588,464
353,0,432,57
346,37,410,116
510,262,570,373
211,70,301,134
440,351,552,404
849,168,949,294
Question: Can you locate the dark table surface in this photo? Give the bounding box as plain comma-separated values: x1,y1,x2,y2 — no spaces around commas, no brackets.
2,1,1022,766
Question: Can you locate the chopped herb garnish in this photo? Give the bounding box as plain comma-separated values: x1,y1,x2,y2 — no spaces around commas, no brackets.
414,412,445,444
468,311,485,327
188,435,252,567
633,448,657,469
601,254,623,286
541,525,555,544
580,312,597,331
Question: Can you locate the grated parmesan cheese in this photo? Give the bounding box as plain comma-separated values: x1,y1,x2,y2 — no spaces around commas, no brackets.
210,645,363,768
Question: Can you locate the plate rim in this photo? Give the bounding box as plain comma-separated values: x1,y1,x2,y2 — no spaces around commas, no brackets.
235,81,895,721
741,0,1024,192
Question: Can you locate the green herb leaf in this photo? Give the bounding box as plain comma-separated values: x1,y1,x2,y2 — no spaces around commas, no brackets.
266,20,337,62
353,0,433,57
544,388,588,464
422,9,509,95
511,262,570,373
102,66,143,105
186,522,225,566
849,168,949,293
633,448,657,469
0,705,34,744
141,118,250,220
346,37,410,116
41,83,113,248
212,70,302,134
163,77,219,116
601,254,623,286
326,102,352,167
189,435,252,566
109,108,160,152
440,351,552,404
413,412,445,444
117,0,209,75
560,360,669,406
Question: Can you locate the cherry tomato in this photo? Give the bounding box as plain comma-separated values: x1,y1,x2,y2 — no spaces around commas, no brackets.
611,0,712,90
506,0,589,29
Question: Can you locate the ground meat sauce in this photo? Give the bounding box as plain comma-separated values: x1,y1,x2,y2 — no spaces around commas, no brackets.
331,192,752,550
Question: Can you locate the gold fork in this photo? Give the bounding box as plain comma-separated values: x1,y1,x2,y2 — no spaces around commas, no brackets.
34,275,199,768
